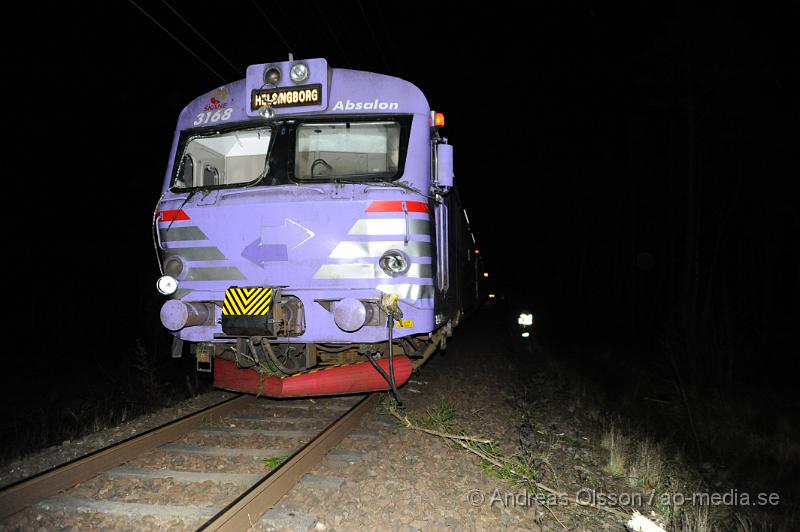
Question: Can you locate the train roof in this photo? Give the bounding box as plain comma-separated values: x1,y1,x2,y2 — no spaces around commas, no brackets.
176,58,430,132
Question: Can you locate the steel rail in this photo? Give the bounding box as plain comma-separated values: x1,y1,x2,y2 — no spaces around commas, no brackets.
200,393,379,531
0,394,254,519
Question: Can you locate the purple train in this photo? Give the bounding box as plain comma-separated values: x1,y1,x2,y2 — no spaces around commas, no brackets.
153,58,481,397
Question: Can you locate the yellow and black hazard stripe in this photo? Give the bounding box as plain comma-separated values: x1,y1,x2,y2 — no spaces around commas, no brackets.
222,287,273,316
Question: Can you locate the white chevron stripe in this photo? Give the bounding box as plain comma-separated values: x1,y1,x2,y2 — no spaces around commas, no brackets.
376,283,435,300
328,241,431,259
347,219,429,236
313,264,432,279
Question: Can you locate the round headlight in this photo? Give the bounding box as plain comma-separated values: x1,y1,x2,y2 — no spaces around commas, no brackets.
290,62,309,83
163,255,184,278
156,275,179,295
379,250,410,277
263,66,281,86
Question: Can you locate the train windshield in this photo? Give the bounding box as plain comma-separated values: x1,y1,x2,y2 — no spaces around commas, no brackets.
294,121,400,180
174,128,272,188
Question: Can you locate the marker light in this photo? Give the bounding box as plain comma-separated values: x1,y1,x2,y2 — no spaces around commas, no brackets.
157,275,179,296
290,62,309,83
263,66,281,86
434,112,445,127
521,332,530,338
379,249,410,277
518,313,533,326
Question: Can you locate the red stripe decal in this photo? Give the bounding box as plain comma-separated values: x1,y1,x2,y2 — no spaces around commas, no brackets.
159,209,190,222
366,200,429,213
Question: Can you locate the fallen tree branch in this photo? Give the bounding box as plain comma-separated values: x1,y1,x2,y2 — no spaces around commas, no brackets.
389,410,492,443
388,402,629,520
453,438,628,518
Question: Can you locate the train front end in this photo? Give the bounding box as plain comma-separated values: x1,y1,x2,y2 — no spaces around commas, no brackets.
154,58,456,397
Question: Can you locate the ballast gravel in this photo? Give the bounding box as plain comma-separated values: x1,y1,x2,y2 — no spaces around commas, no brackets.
0,391,236,489
257,318,630,531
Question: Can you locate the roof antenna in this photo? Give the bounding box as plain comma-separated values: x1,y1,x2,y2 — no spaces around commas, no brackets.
288,53,293,62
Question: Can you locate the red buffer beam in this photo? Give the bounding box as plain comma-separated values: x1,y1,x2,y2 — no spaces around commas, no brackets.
213,356,413,397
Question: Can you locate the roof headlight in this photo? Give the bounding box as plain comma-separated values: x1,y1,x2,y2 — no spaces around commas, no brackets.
379,249,410,277
156,275,179,296
263,66,281,86
289,62,309,83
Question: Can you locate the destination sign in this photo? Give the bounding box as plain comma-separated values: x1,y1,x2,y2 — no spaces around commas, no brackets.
251,84,322,110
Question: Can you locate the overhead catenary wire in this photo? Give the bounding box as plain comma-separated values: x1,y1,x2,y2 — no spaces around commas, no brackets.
128,0,227,83
312,0,352,67
356,0,392,74
160,0,243,78
248,0,294,54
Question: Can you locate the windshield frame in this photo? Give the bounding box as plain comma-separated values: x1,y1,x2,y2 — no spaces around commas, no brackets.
169,121,277,193
287,114,412,184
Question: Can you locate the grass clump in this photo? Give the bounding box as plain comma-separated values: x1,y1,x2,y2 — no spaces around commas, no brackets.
263,455,289,469
600,421,628,476
627,438,665,491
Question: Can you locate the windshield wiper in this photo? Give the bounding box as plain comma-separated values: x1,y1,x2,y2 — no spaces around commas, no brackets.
166,189,198,231
332,178,436,201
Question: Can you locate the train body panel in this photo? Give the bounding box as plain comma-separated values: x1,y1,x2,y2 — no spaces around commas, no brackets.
153,58,480,395
158,192,435,342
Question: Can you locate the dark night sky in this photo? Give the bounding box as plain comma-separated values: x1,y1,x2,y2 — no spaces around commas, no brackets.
2,2,797,509
11,2,798,384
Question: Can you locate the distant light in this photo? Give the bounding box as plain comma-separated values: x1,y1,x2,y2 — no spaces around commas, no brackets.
474,249,480,255
483,272,489,278
434,112,445,128
488,294,496,299
521,332,530,338
518,313,533,326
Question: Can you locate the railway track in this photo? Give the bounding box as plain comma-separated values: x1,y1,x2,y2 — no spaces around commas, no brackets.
0,393,379,530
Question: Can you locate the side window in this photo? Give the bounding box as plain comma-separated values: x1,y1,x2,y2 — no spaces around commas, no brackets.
176,154,193,188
